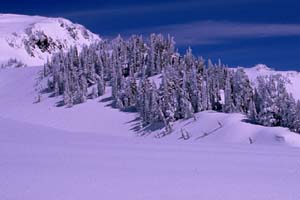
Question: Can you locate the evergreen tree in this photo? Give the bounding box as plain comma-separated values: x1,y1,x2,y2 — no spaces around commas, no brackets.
43,34,300,134
223,70,235,113
232,68,253,113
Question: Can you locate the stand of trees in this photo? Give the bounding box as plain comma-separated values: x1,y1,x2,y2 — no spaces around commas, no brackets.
43,34,300,134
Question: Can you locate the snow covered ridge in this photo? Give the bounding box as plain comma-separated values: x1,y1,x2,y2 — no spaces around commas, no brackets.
0,14,100,68
241,64,300,100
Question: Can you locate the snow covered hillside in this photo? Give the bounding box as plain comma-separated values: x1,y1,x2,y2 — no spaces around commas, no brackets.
2,116,300,200
1,57,300,200
243,64,300,100
1,67,300,200
1,65,299,145
1,18,300,199
0,67,136,134
0,14,100,67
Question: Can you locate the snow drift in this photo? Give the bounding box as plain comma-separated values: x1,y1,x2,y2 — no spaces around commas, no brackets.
1,115,300,200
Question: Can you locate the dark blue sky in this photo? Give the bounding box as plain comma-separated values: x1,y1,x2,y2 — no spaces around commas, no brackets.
1,0,300,70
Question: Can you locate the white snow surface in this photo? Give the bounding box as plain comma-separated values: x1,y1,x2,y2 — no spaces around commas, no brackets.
0,14,100,67
1,67,300,200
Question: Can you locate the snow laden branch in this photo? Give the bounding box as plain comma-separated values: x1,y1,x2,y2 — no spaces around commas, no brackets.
42,34,300,135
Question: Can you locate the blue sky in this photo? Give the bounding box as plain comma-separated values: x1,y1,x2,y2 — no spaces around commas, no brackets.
1,0,300,70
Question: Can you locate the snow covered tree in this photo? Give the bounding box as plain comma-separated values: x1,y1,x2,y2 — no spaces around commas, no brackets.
43,34,300,134
293,101,300,133
201,67,211,111
189,64,203,112
232,68,253,113
253,75,291,127
223,70,235,113
178,69,194,119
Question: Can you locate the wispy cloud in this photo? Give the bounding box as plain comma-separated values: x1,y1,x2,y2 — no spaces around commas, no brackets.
58,1,199,17
57,0,271,18
118,21,300,45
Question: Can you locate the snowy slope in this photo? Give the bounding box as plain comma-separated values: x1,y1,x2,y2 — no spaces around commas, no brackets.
243,64,300,100
1,66,300,145
0,14,100,67
1,65,300,199
1,116,300,200
0,67,136,134
152,111,300,147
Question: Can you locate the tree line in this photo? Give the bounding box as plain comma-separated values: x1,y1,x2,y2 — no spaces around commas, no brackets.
43,34,300,134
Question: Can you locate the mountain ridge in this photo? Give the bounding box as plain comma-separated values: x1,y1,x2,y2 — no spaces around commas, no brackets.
241,64,300,100
0,13,100,67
